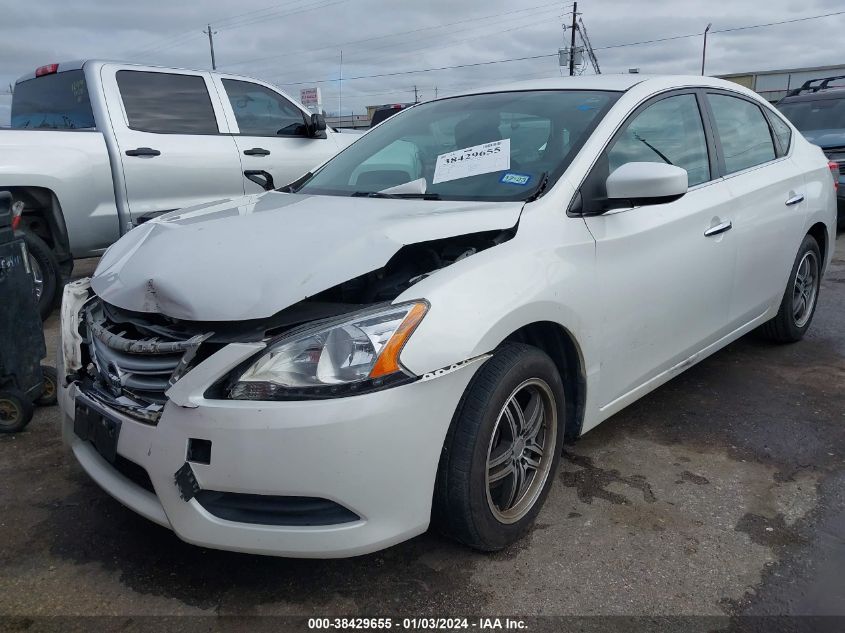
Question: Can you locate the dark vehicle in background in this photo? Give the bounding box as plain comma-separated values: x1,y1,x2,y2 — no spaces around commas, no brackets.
778,76,845,225
370,103,412,127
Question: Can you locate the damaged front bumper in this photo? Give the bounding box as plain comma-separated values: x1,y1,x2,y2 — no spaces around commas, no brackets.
58,283,482,558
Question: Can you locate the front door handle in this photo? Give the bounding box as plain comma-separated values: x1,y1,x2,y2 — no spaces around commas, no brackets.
704,220,732,237
243,147,271,156
785,193,805,206
125,147,161,157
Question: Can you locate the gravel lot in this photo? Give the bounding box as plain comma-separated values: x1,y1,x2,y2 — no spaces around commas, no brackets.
1,232,843,629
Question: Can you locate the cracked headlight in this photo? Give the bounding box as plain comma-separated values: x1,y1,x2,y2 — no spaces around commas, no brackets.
229,301,428,400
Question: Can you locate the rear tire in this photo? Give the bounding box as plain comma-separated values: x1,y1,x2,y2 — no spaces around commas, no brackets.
21,230,61,321
0,389,35,433
432,343,565,551
759,234,821,343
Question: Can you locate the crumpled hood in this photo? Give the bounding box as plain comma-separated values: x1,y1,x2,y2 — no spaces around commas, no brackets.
92,192,523,321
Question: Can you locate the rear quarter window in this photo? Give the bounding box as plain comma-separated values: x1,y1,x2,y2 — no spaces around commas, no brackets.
11,70,95,129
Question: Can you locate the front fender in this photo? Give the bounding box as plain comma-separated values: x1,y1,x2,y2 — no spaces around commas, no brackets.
397,205,599,383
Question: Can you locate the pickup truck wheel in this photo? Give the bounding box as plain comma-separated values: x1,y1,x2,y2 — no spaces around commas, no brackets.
21,230,61,321
759,234,821,343
432,343,565,551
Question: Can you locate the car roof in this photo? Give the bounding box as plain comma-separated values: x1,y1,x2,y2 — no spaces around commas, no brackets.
443,74,760,98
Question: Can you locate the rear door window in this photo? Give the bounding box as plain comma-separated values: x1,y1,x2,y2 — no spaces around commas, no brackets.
117,71,219,134
221,79,307,137
707,94,776,174
11,70,95,129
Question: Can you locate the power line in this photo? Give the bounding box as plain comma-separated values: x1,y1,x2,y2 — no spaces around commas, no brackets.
278,52,559,87
592,9,845,51
264,7,565,84
209,0,348,33
220,1,568,69
272,8,845,92
714,10,845,33
127,0,345,58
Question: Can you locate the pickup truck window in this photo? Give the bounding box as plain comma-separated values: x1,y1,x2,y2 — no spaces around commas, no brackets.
116,71,219,135
11,70,95,130
221,79,307,137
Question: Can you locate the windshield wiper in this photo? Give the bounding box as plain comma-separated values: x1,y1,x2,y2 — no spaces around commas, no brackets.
351,191,441,200
525,172,550,202
634,133,673,165
277,171,312,193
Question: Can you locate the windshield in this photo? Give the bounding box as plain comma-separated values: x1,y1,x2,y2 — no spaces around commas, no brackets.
298,90,619,201
778,97,845,133
11,70,95,130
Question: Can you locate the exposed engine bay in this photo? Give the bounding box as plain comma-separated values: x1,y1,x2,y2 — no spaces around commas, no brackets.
71,229,514,421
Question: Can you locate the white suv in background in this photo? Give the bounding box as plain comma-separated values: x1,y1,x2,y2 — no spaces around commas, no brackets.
59,74,836,558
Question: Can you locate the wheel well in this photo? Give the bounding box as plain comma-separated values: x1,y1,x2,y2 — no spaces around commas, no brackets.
0,186,71,270
502,321,586,441
807,222,828,269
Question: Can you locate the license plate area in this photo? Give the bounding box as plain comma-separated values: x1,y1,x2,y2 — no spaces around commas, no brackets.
74,397,122,463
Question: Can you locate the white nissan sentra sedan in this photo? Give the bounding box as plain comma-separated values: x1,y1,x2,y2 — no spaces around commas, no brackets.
58,75,837,558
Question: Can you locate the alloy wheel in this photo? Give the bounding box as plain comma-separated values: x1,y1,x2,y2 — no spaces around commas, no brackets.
485,378,557,524
792,251,819,328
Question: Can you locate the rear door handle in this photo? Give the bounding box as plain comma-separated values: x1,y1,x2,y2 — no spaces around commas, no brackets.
704,220,732,237
125,147,161,157
243,147,271,156
785,193,805,206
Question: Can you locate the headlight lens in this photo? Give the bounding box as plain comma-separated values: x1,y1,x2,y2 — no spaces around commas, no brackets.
229,301,428,400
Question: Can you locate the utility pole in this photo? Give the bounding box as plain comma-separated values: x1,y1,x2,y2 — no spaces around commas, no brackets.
413,85,419,103
701,23,712,75
338,50,343,128
569,2,578,76
203,24,217,70
434,86,438,99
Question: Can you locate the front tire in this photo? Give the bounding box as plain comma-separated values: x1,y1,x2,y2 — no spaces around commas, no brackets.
433,343,565,551
759,234,822,343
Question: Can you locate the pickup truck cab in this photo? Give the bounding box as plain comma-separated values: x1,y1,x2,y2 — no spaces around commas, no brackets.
2,60,353,318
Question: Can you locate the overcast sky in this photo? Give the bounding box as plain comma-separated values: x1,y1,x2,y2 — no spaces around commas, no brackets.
2,0,845,125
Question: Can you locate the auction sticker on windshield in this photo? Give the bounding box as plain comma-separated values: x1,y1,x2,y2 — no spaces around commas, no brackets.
433,139,510,184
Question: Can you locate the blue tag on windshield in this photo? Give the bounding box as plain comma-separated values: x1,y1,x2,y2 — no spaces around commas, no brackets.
500,172,532,186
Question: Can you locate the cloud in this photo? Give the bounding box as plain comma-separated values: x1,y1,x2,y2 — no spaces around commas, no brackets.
2,0,844,125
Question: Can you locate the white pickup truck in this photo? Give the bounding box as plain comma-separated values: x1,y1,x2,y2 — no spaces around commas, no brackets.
1,60,355,318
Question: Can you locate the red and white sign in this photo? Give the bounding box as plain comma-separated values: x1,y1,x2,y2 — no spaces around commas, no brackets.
300,87,322,110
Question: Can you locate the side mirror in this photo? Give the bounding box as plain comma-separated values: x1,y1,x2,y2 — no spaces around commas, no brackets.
244,169,276,192
307,113,327,139
605,162,688,204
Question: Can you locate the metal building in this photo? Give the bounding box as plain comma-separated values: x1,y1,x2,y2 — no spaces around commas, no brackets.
718,64,845,102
